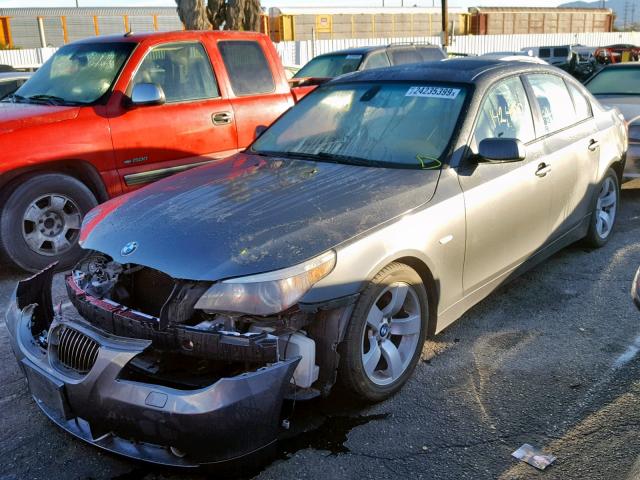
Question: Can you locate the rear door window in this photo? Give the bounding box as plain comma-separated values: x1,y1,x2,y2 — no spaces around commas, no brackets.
527,74,577,134
538,48,551,58
219,41,275,96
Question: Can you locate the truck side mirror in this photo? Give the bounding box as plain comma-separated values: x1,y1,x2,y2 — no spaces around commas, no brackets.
633,267,640,311
130,83,165,107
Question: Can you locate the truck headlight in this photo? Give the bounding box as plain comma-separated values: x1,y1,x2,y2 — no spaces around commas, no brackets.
194,251,336,316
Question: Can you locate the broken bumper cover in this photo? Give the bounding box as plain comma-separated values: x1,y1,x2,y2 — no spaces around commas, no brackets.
5,278,299,467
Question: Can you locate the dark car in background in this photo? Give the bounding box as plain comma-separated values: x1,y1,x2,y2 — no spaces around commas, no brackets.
293,43,446,79
585,63,640,181
0,72,31,100
6,59,626,467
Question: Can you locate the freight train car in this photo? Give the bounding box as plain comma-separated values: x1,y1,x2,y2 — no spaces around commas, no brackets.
268,7,469,41
0,7,185,48
468,7,613,35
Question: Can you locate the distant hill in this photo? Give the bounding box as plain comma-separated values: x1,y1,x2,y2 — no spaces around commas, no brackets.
560,0,637,27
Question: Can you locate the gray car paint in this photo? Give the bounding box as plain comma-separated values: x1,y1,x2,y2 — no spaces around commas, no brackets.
82,59,627,334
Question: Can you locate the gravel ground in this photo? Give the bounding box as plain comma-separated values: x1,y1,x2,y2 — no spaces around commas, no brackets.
1,187,640,480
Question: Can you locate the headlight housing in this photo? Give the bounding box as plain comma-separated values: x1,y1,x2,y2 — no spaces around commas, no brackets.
194,251,336,316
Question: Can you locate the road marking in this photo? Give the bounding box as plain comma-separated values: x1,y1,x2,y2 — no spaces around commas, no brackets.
613,334,640,369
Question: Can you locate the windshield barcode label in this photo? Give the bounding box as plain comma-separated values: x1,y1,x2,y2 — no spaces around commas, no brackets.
406,86,460,99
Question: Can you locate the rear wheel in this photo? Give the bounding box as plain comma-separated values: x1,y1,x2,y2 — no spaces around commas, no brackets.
583,167,619,248
339,262,428,402
0,173,97,272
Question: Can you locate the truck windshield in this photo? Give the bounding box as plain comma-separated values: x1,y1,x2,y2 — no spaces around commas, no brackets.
252,82,467,169
12,42,134,105
294,54,363,78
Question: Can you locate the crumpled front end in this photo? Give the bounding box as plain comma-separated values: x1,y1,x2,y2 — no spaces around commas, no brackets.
5,263,300,467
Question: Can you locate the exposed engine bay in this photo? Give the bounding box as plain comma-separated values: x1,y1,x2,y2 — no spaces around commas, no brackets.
66,254,322,392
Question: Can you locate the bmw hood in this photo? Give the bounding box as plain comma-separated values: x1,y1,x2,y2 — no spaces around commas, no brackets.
80,153,441,281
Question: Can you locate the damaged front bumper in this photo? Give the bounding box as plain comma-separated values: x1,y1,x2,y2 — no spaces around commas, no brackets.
5,266,299,467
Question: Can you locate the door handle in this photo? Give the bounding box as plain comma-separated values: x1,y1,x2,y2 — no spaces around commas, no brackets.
588,139,600,151
535,162,551,177
212,111,233,126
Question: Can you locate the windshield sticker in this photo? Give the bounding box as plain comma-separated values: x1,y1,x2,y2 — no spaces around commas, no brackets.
406,86,460,99
346,55,362,60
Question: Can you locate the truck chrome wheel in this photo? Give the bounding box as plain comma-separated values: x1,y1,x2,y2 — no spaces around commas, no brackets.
361,282,422,386
595,176,617,239
22,193,82,256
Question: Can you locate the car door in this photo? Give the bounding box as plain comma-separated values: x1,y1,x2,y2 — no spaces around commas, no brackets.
217,40,294,149
525,74,598,240
109,41,238,191
458,75,552,294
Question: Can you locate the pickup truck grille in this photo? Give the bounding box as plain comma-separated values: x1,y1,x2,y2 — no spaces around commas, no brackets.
56,326,99,374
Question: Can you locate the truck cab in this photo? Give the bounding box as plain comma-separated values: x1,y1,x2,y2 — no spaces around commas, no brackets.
0,31,304,272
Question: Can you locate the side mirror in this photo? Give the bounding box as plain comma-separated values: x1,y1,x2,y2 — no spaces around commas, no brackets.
255,125,268,139
633,267,640,311
477,138,526,163
129,83,165,107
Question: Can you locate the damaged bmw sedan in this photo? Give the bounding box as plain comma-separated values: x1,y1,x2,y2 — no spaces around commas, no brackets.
5,59,627,466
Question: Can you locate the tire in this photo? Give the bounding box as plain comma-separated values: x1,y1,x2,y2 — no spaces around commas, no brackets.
339,262,429,402
582,167,619,248
0,173,98,272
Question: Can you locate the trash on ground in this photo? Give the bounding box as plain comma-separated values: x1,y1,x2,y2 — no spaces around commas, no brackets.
512,443,556,470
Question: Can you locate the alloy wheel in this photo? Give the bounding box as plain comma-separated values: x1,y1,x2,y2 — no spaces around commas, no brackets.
595,176,617,239
21,193,82,256
361,282,422,386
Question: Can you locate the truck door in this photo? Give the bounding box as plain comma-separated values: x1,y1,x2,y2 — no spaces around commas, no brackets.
216,39,294,148
109,41,238,191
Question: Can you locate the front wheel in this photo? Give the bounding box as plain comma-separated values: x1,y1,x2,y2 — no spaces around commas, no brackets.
583,167,619,248
0,173,98,272
339,262,428,402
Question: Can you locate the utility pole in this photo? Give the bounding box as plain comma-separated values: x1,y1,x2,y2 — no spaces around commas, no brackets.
441,0,449,48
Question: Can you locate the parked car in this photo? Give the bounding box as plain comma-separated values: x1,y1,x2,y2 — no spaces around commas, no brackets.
7,59,626,467
524,45,597,81
584,63,640,181
293,43,446,79
595,44,640,64
0,71,31,100
0,30,315,272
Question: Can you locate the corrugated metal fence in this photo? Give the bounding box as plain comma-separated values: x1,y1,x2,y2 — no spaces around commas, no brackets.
275,31,640,66
1,31,639,69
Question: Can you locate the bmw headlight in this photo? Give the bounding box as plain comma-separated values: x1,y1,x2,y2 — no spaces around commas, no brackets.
195,251,336,316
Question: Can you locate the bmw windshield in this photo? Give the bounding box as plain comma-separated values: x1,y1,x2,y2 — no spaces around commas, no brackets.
4,42,134,106
252,82,468,169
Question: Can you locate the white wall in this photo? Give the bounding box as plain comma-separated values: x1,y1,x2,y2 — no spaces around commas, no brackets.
1,31,639,70
275,31,640,66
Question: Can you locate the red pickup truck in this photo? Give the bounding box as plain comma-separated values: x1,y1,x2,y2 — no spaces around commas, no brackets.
0,30,313,272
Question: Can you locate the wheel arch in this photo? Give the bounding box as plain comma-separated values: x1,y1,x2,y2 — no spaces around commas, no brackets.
388,255,440,337
0,160,109,204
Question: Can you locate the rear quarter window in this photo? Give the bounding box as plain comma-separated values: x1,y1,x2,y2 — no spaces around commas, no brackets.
219,41,275,96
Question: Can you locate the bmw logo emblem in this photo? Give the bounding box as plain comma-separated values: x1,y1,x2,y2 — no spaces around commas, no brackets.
379,323,390,337
121,241,138,256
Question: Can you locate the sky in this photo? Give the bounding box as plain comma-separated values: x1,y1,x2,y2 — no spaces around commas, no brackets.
0,0,566,9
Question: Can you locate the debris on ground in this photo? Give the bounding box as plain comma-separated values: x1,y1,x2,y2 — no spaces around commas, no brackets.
512,443,556,470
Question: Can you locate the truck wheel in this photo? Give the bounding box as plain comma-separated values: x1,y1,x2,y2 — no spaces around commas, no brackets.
0,173,98,272
582,167,619,248
339,262,428,402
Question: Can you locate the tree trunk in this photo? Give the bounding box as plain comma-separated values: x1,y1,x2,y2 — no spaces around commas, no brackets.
175,0,211,30
175,0,262,31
